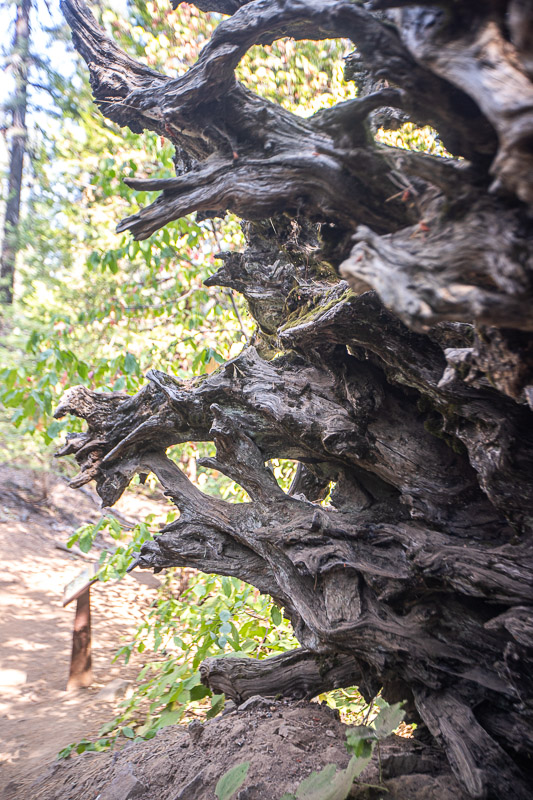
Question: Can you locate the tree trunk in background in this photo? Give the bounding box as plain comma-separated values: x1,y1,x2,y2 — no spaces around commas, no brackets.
1,0,31,305
58,1,533,797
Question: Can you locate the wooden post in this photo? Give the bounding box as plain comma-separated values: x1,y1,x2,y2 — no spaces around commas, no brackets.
63,564,98,691
67,584,92,690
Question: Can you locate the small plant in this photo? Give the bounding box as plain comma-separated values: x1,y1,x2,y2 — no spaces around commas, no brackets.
279,756,372,800
215,761,250,800
280,702,405,800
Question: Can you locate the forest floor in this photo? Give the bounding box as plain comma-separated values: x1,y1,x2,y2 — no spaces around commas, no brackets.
0,462,164,800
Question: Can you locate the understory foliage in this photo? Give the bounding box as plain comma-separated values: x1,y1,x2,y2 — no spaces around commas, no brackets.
58,567,298,755
1,1,249,460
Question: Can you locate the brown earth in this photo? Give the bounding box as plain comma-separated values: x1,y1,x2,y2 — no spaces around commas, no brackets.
29,697,464,800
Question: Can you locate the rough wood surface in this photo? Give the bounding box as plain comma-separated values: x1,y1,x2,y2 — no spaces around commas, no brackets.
59,1,533,797
200,648,377,704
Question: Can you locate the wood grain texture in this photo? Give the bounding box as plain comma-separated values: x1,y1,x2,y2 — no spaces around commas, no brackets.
59,1,533,796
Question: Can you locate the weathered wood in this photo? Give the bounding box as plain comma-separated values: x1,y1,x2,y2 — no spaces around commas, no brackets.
200,648,378,704
59,1,533,796
389,5,533,204
340,203,533,332
413,689,533,800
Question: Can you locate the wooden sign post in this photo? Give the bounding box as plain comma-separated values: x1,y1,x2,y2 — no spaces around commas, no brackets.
63,564,98,691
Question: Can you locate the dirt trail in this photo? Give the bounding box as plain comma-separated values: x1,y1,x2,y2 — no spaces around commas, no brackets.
0,464,167,799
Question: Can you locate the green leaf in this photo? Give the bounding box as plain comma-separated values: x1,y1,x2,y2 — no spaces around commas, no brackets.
182,673,202,690
4,368,17,391
206,693,225,719
98,721,117,736
345,727,375,759
124,352,138,374
270,606,282,626
215,761,250,800
78,527,95,553
23,395,36,417
190,684,211,701
87,251,100,269
156,710,181,729
294,754,372,800
46,419,63,439
11,407,25,426
57,744,74,760
296,764,338,798
77,361,89,380
122,726,135,738
372,701,405,740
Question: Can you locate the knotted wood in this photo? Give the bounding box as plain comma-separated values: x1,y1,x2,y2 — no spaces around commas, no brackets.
59,1,533,797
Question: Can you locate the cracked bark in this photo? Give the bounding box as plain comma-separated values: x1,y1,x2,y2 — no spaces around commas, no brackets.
59,1,533,797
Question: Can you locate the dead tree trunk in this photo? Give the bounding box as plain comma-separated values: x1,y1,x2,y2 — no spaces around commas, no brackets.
58,1,533,797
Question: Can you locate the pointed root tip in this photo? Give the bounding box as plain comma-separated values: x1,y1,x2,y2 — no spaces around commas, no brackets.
126,555,141,573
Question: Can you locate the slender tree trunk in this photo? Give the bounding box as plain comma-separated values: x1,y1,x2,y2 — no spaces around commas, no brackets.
1,0,31,305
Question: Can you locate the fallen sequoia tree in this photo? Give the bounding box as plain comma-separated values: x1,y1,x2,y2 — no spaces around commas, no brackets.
57,1,533,797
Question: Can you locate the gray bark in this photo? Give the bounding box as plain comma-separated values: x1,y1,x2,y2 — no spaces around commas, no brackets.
59,1,533,797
